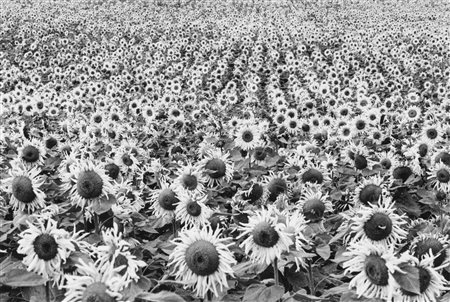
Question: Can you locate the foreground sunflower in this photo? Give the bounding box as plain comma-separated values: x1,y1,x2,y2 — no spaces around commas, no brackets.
396,253,448,302
343,240,413,301
349,198,407,247
3,164,46,213
175,192,213,228
62,160,115,209
239,207,292,265
62,259,124,302
17,219,75,280
200,150,234,187
169,227,236,298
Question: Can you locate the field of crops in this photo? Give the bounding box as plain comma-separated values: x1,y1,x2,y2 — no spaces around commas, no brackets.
1,0,450,301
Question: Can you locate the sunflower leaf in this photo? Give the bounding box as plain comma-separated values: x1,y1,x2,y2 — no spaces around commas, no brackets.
243,284,284,302
0,268,46,287
136,291,185,302
393,264,421,295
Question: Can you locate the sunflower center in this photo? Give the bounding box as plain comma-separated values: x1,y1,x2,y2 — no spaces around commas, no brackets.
354,154,368,170
302,198,326,222
12,176,36,203
414,238,447,267
254,147,267,161
121,154,133,167
359,184,382,205
33,233,58,261
77,171,104,199
436,168,450,183
356,120,366,130
241,130,254,143
426,128,438,139
82,282,115,302
185,200,201,216
363,212,393,241
113,253,128,275
45,137,57,149
301,168,324,184
181,174,198,190
252,221,279,248
393,166,413,182
185,240,220,276
418,143,428,157
243,183,264,203
408,110,417,118
435,152,450,166
94,115,102,123
204,158,226,179
380,158,392,169
105,163,120,180
158,188,178,211
22,145,40,162
364,254,389,286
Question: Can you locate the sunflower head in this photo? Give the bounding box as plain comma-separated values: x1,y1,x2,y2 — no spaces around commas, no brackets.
33,233,58,261
12,176,36,204
267,177,287,201
181,174,198,191
186,200,202,217
77,170,104,199
204,158,226,179
158,188,178,211
364,254,389,286
105,163,120,180
252,221,279,248
302,197,326,222
413,237,447,267
301,168,323,184
81,282,115,302
359,184,383,205
363,212,393,241
242,183,264,204
392,166,413,182
21,145,40,163
185,240,220,276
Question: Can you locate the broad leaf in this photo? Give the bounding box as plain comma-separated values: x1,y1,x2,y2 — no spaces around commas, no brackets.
393,264,420,295
243,284,284,302
136,291,185,302
0,269,46,287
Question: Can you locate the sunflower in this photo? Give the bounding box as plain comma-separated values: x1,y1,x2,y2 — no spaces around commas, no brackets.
353,175,389,206
200,150,234,187
404,105,422,122
112,183,144,219
61,160,115,209
95,224,146,287
175,192,213,229
343,141,371,170
421,123,443,147
234,123,263,151
239,206,292,265
113,146,139,175
173,163,206,195
296,185,332,223
343,240,413,301
3,164,46,213
62,259,124,302
240,182,268,205
410,233,449,268
16,138,46,167
169,227,236,298
374,150,400,173
17,219,75,280
283,210,309,269
149,178,179,223
263,171,290,203
299,162,331,186
427,162,450,193
396,253,449,302
348,198,407,247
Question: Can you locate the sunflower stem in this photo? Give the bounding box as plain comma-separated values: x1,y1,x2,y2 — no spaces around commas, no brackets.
307,260,315,296
248,152,252,170
82,207,88,232
94,213,100,234
172,218,177,237
45,281,50,302
273,258,279,286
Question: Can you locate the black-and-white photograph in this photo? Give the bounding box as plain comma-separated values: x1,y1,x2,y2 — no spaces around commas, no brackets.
1,0,449,301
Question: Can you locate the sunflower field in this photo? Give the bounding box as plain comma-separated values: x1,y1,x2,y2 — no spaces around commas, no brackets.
1,0,450,301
